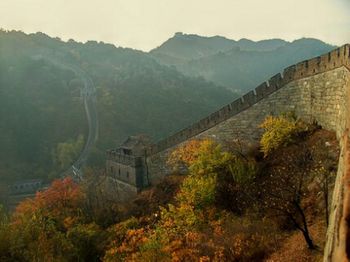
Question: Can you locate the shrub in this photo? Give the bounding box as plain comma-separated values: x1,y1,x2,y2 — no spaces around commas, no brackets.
167,139,230,174
215,156,258,214
176,174,217,210
259,114,300,157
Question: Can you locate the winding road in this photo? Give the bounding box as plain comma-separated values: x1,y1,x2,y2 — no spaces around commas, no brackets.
32,54,99,179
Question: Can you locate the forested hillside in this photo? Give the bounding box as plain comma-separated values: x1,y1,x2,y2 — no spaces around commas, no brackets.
0,117,339,261
0,30,235,182
150,33,335,92
0,30,336,183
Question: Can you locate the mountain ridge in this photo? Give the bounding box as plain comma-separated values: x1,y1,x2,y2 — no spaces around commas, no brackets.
150,33,335,92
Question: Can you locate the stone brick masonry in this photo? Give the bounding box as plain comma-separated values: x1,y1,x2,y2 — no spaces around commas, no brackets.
143,44,350,261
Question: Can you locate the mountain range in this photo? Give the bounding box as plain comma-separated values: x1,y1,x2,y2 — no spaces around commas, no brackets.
0,30,336,182
150,32,335,92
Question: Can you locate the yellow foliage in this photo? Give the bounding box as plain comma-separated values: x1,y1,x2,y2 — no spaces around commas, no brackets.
176,174,217,210
259,114,300,157
167,139,218,172
103,138,265,261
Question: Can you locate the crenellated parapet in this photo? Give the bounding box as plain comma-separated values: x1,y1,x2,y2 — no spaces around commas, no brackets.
149,44,350,155
106,150,143,167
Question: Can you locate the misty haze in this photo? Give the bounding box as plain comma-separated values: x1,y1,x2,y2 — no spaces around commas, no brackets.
0,1,349,261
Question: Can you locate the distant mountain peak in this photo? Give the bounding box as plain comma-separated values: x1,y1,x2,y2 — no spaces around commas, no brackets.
150,33,335,94
151,33,292,62
150,33,238,61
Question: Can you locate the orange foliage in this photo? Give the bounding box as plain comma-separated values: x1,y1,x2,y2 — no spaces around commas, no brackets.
104,228,149,261
167,139,214,169
13,177,84,225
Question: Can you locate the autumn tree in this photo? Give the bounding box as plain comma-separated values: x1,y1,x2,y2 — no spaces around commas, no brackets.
14,177,84,220
215,155,257,214
258,149,315,249
167,139,207,172
80,168,127,227
104,139,225,260
259,114,301,157
105,139,263,261
3,177,106,261
309,140,338,227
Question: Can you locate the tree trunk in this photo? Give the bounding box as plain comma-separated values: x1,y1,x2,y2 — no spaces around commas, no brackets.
302,229,315,249
293,200,315,249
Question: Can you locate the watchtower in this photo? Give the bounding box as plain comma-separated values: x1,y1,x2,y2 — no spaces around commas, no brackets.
106,135,151,192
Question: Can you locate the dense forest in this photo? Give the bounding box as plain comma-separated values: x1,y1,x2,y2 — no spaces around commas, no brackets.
0,115,339,261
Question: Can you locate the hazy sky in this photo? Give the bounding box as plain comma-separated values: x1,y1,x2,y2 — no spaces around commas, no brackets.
1,0,349,51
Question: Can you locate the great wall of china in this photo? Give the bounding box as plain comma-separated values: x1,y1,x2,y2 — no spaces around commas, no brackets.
106,44,350,261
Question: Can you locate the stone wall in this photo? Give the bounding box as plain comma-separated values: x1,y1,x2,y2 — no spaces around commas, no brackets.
148,44,350,155
323,68,350,262
106,151,146,190
147,67,350,180
144,44,350,261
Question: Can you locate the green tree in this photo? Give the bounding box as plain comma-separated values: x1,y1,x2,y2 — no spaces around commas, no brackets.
53,135,85,169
